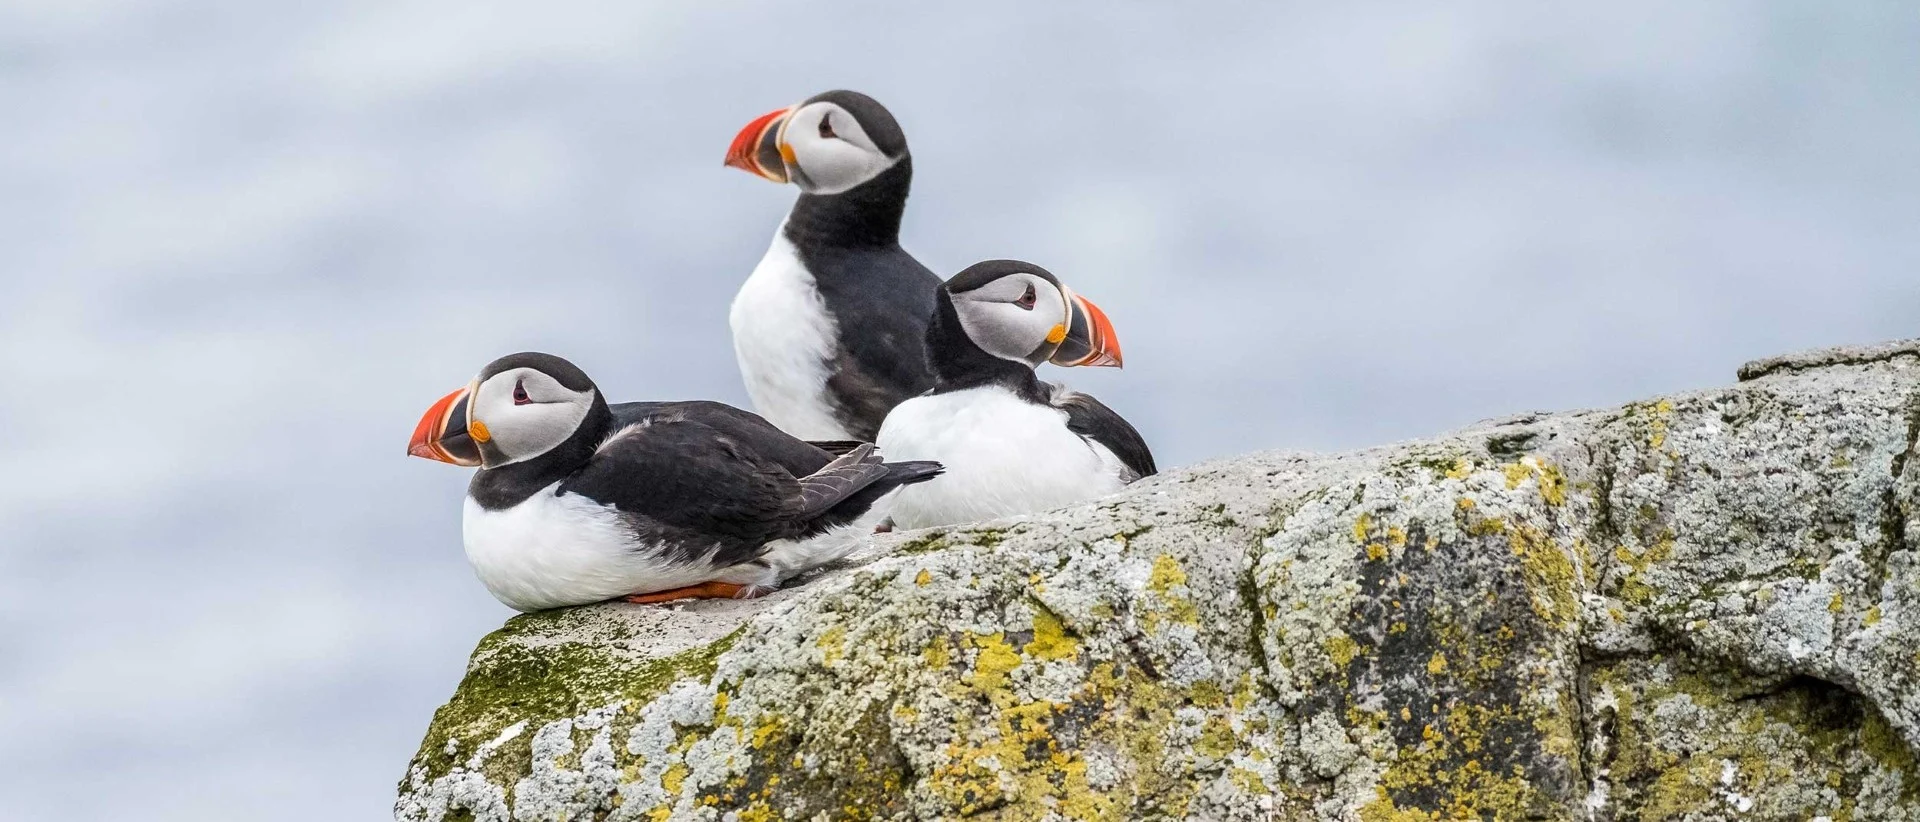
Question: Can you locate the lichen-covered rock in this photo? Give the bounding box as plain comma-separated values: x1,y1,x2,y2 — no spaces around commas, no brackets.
397,340,1920,822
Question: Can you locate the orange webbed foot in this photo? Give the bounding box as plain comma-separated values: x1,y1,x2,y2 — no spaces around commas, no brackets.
623,581,769,604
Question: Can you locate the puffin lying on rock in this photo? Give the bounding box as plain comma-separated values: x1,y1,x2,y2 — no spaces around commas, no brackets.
876,260,1155,529
723,90,941,441
408,352,942,611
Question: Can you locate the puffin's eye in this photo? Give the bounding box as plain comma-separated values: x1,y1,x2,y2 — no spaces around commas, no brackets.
513,380,531,405
1014,285,1037,310
818,113,837,140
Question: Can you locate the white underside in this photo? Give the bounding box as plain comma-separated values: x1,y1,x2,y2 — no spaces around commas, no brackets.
876,384,1126,530
463,483,882,612
730,226,851,440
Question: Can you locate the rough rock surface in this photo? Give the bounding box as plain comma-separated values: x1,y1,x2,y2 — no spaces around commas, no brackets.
397,340,1920,822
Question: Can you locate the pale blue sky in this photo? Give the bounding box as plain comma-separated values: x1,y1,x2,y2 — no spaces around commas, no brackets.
3,2,1916,818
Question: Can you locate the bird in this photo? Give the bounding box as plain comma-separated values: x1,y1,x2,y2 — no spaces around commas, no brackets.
875,260,1155,530
407,352,942,612
723,89,941,442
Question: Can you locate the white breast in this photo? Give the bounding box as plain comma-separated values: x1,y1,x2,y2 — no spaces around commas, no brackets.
729,227,850,440
462,485,719,612
876,385,1125,530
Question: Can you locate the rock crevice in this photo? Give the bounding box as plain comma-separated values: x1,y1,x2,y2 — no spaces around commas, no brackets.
398,340,1920,821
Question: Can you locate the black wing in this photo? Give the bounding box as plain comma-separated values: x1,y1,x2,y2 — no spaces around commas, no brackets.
563,418,922,567
805,246,942,440
609,400,837,478
1051,385,1157,481
562,419,812,568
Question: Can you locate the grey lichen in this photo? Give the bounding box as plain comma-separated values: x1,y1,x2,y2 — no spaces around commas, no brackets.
398,339,1920,821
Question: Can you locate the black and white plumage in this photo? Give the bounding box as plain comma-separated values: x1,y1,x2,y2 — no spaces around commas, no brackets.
724,90,940,441
876,260,1154,529
407,353,941,612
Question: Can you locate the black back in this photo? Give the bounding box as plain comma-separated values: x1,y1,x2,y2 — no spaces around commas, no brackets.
781,113,941,440
470,391,939,570
561,416,936,569
561,419,816,568
610,401,837,477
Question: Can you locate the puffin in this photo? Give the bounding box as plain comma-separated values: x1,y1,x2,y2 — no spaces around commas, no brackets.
723,89,940,441
407,352,942,611
876,260,1155,530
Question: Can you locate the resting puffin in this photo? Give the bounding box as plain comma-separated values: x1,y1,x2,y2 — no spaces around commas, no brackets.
723,90,940,441
876,260,1155,529
407,352,941,611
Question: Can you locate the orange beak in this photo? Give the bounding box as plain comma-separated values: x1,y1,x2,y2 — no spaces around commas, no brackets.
724,106,793,183
1049,290,1124,368
408,384,481,466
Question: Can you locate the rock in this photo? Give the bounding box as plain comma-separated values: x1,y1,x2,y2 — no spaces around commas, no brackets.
397,340,1920,821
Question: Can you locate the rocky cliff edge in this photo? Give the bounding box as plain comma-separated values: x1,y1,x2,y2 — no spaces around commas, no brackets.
397,340,1920,821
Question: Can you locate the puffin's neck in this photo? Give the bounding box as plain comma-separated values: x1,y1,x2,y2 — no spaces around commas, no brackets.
468,399,613,510
925,292,1046,400
782,157,912,251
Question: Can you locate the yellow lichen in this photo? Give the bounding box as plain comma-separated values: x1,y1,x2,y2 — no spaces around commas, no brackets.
1510,524,1579,629
1024,607,1080,661
1364,702,1546,821
914,568,931,586
661,762,688,794
1537,462,1568,506
922,662,1185,822
818,624,848,667
1427,652,1449,675
1326,633,1362,669
924,634,952,669
967,632,1022,693
750,717,782,749
1614,534,1675,606
1148,554,1188,592
1648,398,1675,449
1143,554,1200,631
1227,767,1268,794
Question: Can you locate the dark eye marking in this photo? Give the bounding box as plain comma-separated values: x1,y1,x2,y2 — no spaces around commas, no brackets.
818,113,837,140
513,380,531,405
1014,284,1037,310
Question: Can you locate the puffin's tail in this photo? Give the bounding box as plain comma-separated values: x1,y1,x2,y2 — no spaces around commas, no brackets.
793,444,942,534
881,459,943,487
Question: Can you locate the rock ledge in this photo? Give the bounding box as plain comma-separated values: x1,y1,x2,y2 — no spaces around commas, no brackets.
399,339,1920,821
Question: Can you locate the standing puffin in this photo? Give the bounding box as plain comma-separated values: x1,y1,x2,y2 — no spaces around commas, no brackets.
876,260,1155,529
407,352,941,611
723,90,940,441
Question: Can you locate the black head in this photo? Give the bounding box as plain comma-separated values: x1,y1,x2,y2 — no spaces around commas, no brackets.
801,90,908,159
409,352,609,470
938,260,1125,370
725,89,910,194
477,352,596,394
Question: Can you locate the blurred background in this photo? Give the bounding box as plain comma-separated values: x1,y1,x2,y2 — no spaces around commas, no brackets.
3,1,1916,818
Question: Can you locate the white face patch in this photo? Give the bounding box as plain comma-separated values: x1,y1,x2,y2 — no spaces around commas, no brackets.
469,367,595,467
782,101,899,195
951,272,1070,365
